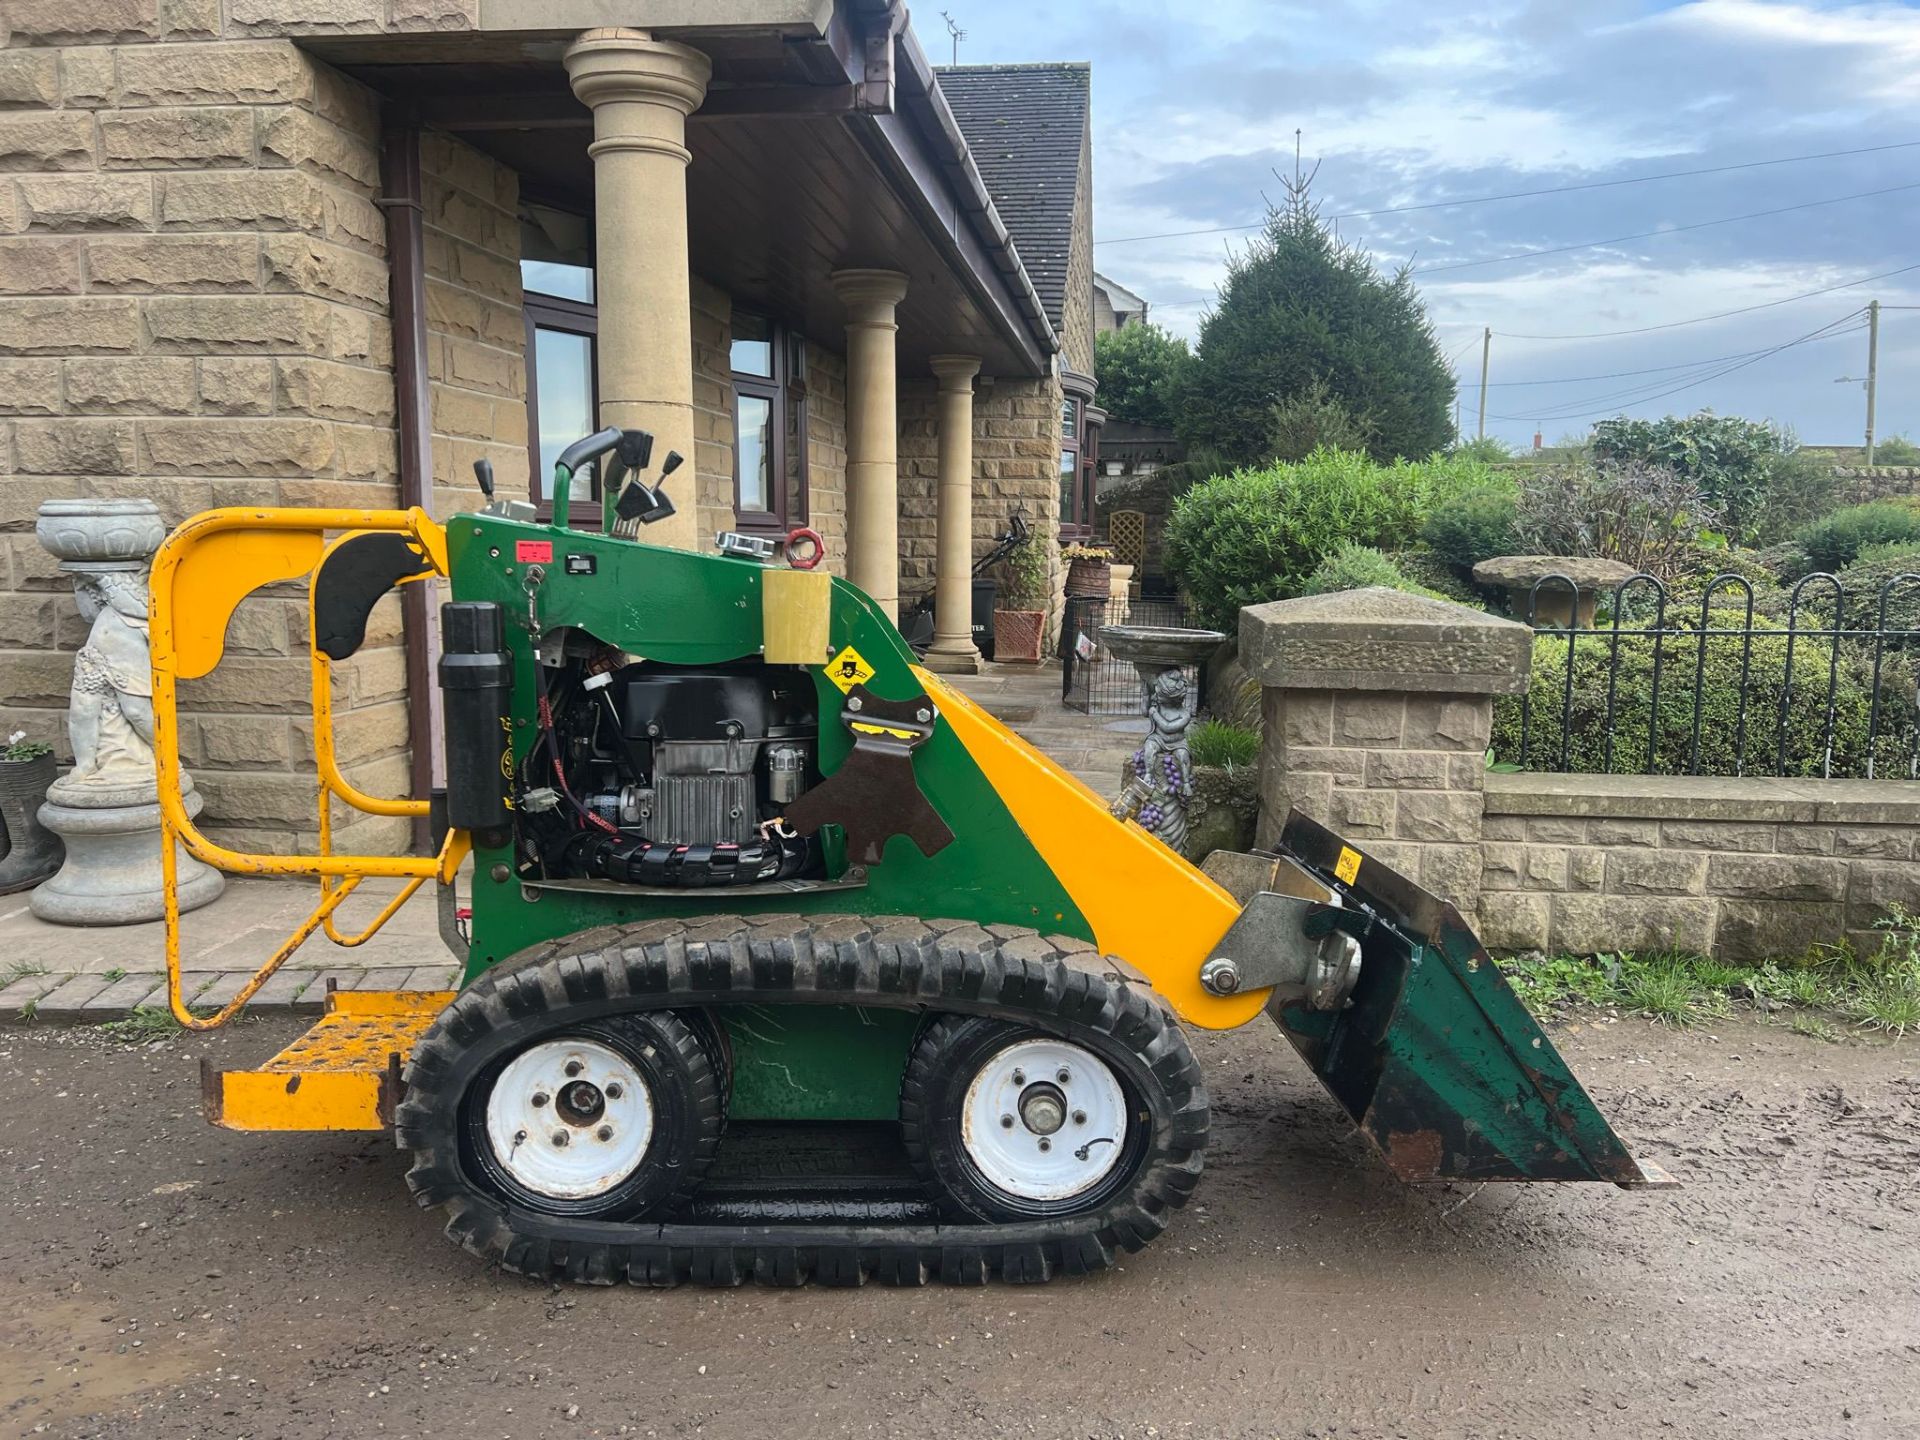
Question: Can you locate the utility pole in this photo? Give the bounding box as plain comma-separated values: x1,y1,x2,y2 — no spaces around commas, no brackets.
1866,298,1880,465
1477,326,1491,441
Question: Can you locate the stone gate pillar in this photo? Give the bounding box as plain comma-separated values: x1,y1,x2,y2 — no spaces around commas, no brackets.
1238,587,1532,918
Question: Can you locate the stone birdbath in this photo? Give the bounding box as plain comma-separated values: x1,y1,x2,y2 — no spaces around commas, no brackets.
1098,623,1227,700
1471,555,1639,629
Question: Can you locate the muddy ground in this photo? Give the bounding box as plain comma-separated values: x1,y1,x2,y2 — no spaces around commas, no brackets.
2,1014,1915,1440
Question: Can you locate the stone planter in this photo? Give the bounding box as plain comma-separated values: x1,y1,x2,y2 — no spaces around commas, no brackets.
1184,763,1258,862
992,609,1046,665
0,751,64,895
1064,556,1111,600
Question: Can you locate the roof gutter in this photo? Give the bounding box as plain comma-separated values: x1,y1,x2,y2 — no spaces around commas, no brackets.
831,0,1058,374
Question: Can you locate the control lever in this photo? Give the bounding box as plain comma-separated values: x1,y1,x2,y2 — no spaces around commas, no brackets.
614,447,683,527
471,457,495,498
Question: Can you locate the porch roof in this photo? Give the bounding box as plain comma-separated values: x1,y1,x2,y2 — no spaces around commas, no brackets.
312,2,1062,376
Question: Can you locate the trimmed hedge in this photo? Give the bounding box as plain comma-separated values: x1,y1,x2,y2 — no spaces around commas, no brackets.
1420,483,1519,572
1794,501,1920,575
1163,448,1490,629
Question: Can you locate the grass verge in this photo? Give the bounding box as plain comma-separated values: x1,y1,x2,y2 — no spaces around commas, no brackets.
1500,908,1920,1038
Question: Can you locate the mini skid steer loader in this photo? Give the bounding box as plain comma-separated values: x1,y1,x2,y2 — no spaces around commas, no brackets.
151,425,1670,1287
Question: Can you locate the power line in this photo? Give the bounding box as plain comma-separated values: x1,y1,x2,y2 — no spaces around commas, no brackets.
1495,261,1920,340
1486,310,1867,422
1093,139,1920,247
1477,343,1787,387
1413,181,1920,277
1489,317,1865,421
1489,311,1864,419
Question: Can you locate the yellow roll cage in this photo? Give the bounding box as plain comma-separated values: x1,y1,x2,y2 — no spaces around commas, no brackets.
149,507,470,1030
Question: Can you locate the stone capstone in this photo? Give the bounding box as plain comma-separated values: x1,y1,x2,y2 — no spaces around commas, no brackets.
1239,587,1533,695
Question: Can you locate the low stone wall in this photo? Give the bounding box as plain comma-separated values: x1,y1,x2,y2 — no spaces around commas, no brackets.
1240,586,1920,962
1479,774,1920,961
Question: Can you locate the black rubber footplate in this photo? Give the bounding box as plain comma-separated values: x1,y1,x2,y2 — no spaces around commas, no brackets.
393,915,1210,1287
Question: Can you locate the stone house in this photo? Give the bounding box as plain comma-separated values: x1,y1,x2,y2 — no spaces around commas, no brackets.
0,1,1101,857
1091,270,1145,334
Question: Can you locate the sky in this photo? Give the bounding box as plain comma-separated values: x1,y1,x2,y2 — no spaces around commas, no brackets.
935,0,1918,449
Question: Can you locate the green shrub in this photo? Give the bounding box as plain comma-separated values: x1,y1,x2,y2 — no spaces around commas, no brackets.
1420,484,1520,572
1163,448,1490,629
1266,378,1376,463
1874,434,1920,466
1299,542,1445,600
1591,411,1803,542
1188,717,1259,769
1794,501,1920,574
1450,435,1513,463
1490,610,1918,777
1512,458,1715,581
1386,548,1484,607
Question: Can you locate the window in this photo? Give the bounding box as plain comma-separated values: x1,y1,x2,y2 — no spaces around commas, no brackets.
730,312,808,532
1058,379,1099,540
521,207,597,512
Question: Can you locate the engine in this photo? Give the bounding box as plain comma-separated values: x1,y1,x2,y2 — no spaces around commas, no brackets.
516,639,825,888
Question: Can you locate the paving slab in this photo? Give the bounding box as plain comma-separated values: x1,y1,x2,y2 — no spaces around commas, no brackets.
32,973,115,1019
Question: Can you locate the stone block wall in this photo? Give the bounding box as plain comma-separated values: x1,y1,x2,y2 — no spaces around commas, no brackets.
1258,687,1493,920
688,274,736,542
0,30,412,856
1242,588,1920,963
421,129,524,520
803,339,847,575
1478,777,1920,961
894,370,1067,633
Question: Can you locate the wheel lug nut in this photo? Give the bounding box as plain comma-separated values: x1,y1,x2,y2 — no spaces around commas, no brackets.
551,1130,569,1147
605,1083,623,1099
596,1125,613,1142
1056,1067,1071,1083
1073,1109,1087,1124
1000,1113,1015,1129
1037,1137,1052,1152
1011,1068,1025,1084
531,1093,548,1108
564,1060,584,1078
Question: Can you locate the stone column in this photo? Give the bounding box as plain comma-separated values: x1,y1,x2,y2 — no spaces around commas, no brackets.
832,268,910,620
1238,587,1532,921
924,354,984,672
565,28,711,552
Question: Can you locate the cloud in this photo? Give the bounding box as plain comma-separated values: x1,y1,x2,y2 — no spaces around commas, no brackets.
948,0,1918,443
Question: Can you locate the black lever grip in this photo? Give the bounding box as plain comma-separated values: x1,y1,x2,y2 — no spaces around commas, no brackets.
554,426,623,476
615,428,654,471
471,457,495,497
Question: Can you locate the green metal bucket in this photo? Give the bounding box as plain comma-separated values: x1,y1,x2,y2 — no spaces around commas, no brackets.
1264,812,1675,1188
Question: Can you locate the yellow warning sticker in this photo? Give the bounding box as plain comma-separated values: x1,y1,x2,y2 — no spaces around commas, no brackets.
824,645,875,694
1334,846,1362,885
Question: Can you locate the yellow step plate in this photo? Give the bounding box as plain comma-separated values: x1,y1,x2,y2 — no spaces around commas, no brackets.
202,989,455,1132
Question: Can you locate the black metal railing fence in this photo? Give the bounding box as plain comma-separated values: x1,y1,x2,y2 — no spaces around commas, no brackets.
1500,570,1920,780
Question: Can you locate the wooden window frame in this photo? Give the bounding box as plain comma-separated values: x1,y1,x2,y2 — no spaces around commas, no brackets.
524,290,599,521
1057,380,1098,542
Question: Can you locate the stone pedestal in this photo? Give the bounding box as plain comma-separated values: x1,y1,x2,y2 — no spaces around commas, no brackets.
31,772,223,925
1239,586,1532,917
33,496,224,925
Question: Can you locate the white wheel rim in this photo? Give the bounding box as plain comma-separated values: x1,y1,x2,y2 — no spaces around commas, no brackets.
483,1038,654,1201
960,1038,1129,1203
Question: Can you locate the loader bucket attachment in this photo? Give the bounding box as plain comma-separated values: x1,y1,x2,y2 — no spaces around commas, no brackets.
1257,812,1673,1188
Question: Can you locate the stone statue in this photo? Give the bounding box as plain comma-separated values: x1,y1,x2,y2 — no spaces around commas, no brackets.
1110,669,1195,853
30,498,222,925
66,567,158,786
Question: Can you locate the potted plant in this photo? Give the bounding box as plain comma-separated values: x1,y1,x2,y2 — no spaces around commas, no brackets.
1062,542,1114,600
992,529,1050,665
0,731,63,895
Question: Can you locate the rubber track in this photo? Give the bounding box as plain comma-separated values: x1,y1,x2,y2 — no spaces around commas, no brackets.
393,914,1210,1287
